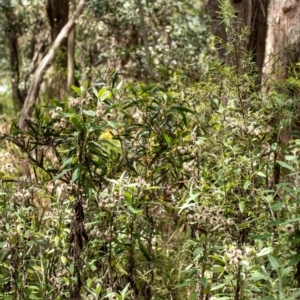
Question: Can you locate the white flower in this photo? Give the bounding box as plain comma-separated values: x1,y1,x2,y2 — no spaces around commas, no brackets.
286,224,294,234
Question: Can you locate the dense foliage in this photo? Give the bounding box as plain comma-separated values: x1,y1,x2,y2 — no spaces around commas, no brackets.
0,0,209,114
1,32,300,299
1,1,300,300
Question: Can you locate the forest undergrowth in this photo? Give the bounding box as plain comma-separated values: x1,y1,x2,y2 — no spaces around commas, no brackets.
1,27,300,300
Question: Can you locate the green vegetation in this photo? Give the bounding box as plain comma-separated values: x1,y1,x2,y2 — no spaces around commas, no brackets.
1,1,300,300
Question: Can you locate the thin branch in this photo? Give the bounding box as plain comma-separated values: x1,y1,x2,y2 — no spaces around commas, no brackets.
18,0,86,130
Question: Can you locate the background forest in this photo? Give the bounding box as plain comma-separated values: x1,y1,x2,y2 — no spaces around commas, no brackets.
0,0,300,299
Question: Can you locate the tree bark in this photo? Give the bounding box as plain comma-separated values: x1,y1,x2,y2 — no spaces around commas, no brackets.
231,0,269,75
18,0,86,130
136,0,151,75
206,0,228,61
5,6,25,111
46,0,69,67
67,27,75,91
207,0,269,76
44,0,69,99
263,0,300,83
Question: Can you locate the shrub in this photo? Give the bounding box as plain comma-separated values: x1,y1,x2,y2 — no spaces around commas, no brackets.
1,33,300,300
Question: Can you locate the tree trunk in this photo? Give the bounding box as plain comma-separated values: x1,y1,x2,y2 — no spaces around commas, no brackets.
263,0,300,83
207,0,269,76
46,0,69,67
18,0,86,130
5,6,25,111
206,0,228,61
45,0,69,98
67,27,75,91
231,0,269,75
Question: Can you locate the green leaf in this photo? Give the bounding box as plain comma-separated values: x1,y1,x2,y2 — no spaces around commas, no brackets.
163,133,173,145
277,160,295,172
52,168,72,181
175,279,195,288
238,201,245,213
69,115,85,131
128,205,142,214
87,278,93,288
61,256,68,265
199,277,208,288
170,105,195,114
98,87,111,101
92,86,98,98
138,240,151,261
60,156,74,169
193,247,202,258
116,80,123,91
0,241,7,249
69,263,74,275
248,274,270,281
210,283,226,291
72,164,82,182
268,255,280,270
95,283,102,297
288,254,300,265
115,263,128,275
83,110,95,117
83,81,89,90
256,247,273,257
285,155,297,161
271,202,283,211
188,293,197,300
71,85,82,96
256,171,266,177
54,236,60,247
211,265,224,273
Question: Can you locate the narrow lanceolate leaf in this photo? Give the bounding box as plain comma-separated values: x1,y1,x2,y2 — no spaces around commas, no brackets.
52,168,72,181
138,240,151,261
277,160,295,172
72,164,82,182
163,133,173,145
60,156,73,169
256,247,273,257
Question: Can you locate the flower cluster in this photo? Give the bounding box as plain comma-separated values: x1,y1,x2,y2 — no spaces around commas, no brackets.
135,176,151,189
177,145,198,157
53,118,67,130
183,160,198,172
95,101,107,118
0,163,16,174
13,188,31,201
50,107,67,130
285,224,294,234
187,205,224,226
225,246,243,265
68,95,94,109
98,191,126,210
